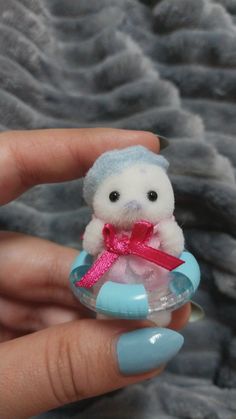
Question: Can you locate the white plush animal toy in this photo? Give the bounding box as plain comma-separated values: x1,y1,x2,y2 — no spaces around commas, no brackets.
82,146,184,291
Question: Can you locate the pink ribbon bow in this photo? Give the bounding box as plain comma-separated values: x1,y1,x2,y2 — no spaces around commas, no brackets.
75,220,184,289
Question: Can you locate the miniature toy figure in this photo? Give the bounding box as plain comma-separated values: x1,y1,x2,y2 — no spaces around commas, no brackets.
70,146,200,324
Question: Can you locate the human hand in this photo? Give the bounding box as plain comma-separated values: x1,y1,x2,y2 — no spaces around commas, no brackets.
0,128,190,419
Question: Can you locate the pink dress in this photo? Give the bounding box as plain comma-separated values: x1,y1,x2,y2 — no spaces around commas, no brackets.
94,226,169,293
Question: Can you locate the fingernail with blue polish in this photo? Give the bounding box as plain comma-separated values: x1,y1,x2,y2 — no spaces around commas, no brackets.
117,327,184,376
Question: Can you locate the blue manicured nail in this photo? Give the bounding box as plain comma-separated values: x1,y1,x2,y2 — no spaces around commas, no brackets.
116,327,184,375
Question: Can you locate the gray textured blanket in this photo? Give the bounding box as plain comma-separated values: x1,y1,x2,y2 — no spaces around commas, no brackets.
0,0,236,418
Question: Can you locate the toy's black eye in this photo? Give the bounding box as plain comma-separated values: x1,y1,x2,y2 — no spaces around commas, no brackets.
109,191,120,202
147,191,158,202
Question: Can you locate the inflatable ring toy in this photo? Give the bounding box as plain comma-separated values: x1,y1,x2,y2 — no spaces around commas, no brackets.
69,250,200,320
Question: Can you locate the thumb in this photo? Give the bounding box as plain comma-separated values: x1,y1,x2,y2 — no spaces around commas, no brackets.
0,319,183,419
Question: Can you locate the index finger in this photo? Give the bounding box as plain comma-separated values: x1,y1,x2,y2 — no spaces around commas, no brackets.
0,128,158,205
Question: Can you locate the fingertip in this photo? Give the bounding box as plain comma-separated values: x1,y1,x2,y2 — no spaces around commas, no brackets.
169,303,191,331
124,130,160,153
82,128,160,159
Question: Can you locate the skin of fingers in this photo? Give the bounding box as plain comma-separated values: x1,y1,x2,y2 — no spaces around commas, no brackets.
0,319,162,419
169,303,191,331
0,325,22,342
0,231,80,308
0,296,81,332
0,128,159,204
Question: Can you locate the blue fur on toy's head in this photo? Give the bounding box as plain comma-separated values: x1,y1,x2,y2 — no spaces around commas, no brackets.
83,145,169,207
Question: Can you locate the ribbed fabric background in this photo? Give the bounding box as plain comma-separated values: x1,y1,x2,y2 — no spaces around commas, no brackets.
0,1,235,417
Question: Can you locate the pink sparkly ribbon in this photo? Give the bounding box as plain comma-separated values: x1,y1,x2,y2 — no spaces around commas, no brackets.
75,220,184,289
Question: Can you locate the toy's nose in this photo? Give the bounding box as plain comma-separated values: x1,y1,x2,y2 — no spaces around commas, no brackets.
124,200,142,211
